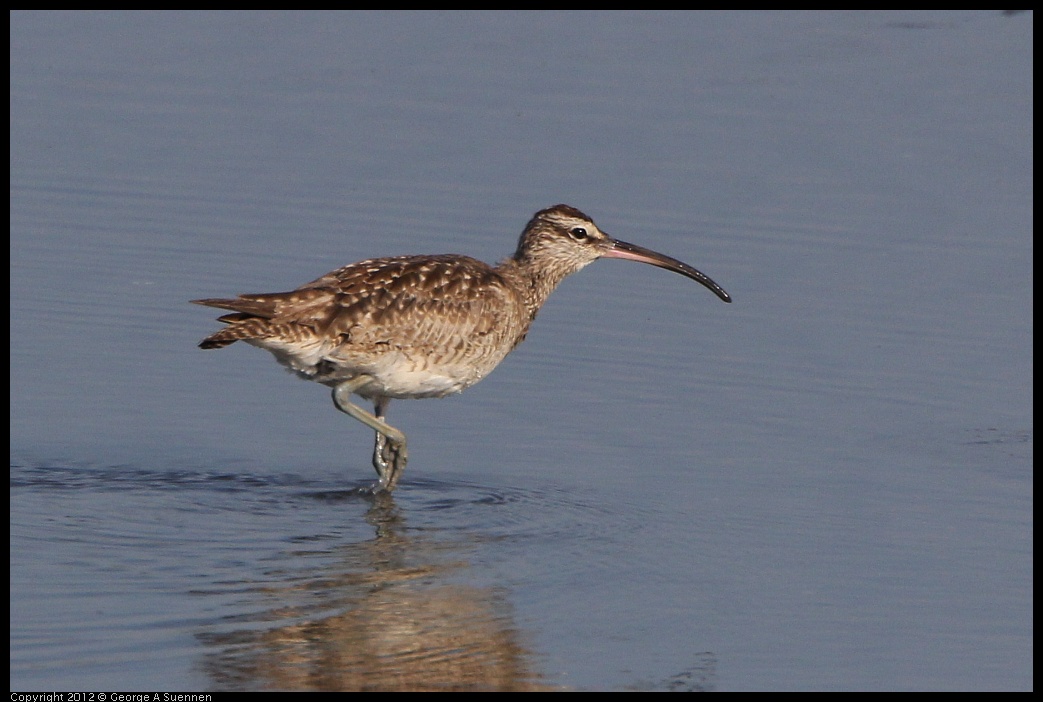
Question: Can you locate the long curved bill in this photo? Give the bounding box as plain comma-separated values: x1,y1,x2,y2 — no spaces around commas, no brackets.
604,239,732,303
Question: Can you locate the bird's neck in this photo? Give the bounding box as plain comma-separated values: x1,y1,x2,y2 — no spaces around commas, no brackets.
495,252,578,323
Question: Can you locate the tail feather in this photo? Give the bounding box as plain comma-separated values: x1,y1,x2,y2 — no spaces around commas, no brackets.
193,289,335,350
197,317,274,349
193,297,279,349
191,297,278,317
199,336,237,350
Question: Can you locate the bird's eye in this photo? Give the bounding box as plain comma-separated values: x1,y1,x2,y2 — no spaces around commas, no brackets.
569,227,588,240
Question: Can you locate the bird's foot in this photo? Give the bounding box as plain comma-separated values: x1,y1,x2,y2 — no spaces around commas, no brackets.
373,432,408,491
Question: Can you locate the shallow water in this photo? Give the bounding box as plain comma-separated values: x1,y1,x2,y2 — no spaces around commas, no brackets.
11,10,1032,691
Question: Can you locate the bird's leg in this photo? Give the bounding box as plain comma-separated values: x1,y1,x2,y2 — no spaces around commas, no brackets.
331,378,408,491
372,397,407,490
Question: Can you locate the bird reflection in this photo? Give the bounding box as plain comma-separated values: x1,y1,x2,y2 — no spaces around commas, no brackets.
196,491,551,691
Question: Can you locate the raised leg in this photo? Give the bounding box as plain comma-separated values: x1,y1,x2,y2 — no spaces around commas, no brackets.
331,378,408,491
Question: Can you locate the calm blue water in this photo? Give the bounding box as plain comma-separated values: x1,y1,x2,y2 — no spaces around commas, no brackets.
11,10,1032,691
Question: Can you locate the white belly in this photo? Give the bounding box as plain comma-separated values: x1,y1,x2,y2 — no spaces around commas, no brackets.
248,337,502,400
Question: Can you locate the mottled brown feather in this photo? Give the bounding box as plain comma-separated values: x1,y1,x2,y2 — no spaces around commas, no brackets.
193,204,729,399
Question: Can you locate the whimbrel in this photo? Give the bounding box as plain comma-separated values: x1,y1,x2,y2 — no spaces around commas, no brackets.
193,204,731,491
